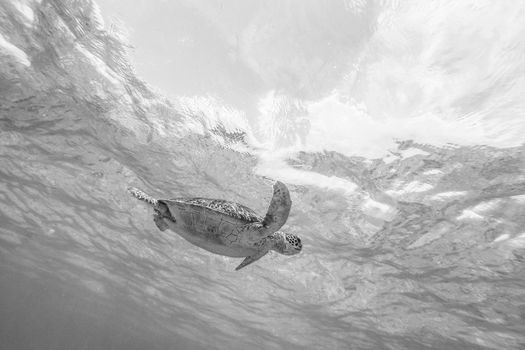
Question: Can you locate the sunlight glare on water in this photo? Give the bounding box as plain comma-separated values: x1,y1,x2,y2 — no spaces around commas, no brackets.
1,0,525,349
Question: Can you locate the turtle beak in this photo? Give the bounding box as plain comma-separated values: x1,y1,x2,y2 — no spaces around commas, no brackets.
295,238,302,252
288,242,302,255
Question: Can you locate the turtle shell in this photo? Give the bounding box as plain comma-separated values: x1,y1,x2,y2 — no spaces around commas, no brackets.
171,198,262,223
156,197,263,257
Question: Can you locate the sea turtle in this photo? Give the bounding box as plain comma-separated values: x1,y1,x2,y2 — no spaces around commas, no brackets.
128,181,302,270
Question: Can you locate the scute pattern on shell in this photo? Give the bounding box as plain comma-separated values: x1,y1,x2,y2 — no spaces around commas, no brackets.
171,198,262,223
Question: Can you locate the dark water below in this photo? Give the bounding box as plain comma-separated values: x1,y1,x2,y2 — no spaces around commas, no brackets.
1,1,525,349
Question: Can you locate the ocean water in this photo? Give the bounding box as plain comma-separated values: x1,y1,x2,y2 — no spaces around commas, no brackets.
1,1,525,349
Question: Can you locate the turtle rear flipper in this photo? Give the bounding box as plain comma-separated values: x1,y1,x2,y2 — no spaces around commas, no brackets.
153,201,175,231
261,181,291,233
153,212,169,231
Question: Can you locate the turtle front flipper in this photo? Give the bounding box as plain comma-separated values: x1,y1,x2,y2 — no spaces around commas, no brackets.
153,201,176,232
261,181,291,234
235,250,268,271
153,211,169,231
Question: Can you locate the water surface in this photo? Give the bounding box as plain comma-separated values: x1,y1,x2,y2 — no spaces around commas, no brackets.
1,1,525,349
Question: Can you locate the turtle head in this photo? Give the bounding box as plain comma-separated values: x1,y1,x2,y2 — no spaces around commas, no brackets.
270,231,302,255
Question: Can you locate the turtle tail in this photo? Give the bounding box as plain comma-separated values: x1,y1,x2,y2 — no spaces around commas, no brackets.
128,187,158,208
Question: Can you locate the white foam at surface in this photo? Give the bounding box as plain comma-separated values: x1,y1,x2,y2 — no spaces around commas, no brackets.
299,93,519,160
0,33,30,66
399,148,430,159
363,197,396,221
386,180,433,196
363,198,392,214
423,169,443,175
13,2,34,24
254,151,357,195
383,154,397,164
494,234,510,242
511,194,525,204
470,199,501,213
431,191,467,200
248,87,522,166
405,181,434,193
509,232,525,247
457,209,483,221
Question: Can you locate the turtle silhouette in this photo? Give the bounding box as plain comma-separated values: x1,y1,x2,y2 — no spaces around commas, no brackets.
128,181,302,270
